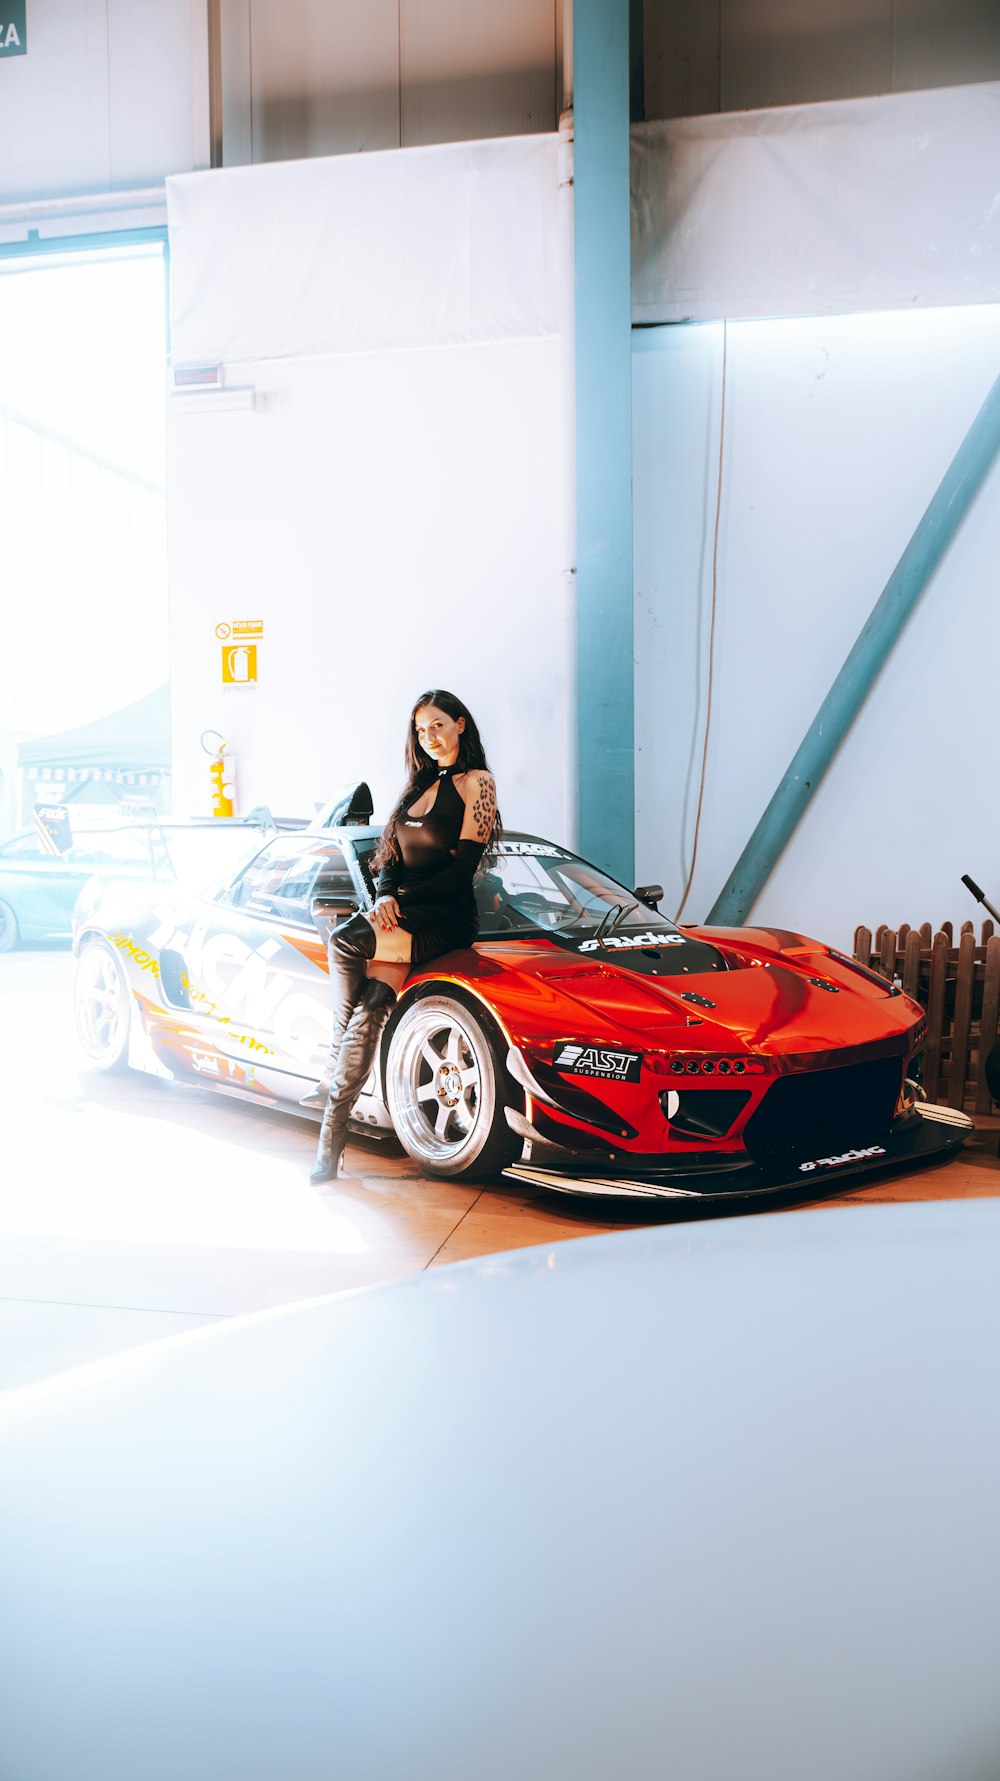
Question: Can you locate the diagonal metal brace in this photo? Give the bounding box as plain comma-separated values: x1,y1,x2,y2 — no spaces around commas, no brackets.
708,368,1000,925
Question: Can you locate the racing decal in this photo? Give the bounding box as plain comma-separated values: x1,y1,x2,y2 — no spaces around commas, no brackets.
185,929,327,1065
578,930,685,953
111,932,160,976
191,1051,256,1088
144,908,191,952
116,922,314,1061
35,803,72,855
282,932,330,971
500,841,569,858
798,1145,887,1173
554,1043,642,1083
182,980,274,1054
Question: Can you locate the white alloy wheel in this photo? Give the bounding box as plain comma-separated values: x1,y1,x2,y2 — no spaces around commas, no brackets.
386,994,519,1179
74,941,132,1071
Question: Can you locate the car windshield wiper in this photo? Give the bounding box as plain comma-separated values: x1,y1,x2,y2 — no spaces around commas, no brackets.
589,899,640,948
588,904,618,948
605,900,640,940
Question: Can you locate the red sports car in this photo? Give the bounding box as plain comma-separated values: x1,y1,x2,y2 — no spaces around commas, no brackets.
71,801,971,1200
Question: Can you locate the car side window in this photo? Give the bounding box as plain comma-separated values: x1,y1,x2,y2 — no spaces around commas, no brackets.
231,839,355,924
353,840,377,897
308,845,357,911
231,840,305,914
276,844,356,923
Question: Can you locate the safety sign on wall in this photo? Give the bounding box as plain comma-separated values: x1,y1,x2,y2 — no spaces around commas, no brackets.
217,619,263,688
222,644,258,684
0,4,26,55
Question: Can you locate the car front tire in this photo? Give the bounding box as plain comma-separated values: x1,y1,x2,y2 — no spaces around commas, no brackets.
385,991,522,1180
74,939,132,1071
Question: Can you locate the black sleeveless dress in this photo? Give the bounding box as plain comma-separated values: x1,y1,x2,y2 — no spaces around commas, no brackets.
377,766,480,964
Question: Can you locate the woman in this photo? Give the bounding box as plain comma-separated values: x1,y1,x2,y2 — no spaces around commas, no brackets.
307,689,501,1185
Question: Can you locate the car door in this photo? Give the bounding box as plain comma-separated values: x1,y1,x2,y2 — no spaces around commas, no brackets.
183,835,361,1093
0,834,53,939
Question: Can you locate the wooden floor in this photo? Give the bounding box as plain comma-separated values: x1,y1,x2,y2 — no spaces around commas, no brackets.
2,950,998,1392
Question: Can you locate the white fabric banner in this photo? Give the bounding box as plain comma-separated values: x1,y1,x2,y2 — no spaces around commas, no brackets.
167,133,562,365
632,82,1000,324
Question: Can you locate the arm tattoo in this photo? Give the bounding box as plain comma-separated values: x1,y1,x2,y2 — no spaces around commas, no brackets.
469,773,496,841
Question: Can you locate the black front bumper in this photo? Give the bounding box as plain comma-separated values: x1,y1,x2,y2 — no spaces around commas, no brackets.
502,1105,973,1202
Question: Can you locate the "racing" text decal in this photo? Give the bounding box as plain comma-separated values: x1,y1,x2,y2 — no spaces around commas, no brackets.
579,930,685,953
798,1145,887,1172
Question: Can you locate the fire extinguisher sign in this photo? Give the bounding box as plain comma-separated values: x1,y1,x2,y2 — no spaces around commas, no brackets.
216,619,263,687
222,643,258,685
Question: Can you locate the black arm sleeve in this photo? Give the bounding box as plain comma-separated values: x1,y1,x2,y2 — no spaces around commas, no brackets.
375,856,401,901
397,840,485,908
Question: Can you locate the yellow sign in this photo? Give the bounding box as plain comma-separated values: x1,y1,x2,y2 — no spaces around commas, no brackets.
214,618,264,641
222,644,258,685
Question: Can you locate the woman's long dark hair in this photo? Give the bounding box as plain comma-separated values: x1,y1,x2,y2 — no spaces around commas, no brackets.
373,689,503,873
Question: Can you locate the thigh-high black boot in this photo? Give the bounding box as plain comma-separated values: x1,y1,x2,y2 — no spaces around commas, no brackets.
300,912,376,1108
309,978,396,1185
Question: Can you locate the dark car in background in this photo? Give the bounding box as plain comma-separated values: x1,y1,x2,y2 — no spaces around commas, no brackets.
0,820,266,952
0,827,156,951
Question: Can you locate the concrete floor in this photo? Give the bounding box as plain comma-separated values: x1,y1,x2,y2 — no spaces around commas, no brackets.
2,949,998,1394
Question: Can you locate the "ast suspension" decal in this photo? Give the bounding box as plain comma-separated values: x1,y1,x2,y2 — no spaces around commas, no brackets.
554,1043,642,1083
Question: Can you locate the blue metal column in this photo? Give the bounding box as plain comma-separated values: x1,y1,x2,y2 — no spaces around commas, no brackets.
573,0,635,884
708,368,1000,925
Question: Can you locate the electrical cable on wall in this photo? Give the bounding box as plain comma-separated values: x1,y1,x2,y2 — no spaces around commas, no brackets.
675,319,728,922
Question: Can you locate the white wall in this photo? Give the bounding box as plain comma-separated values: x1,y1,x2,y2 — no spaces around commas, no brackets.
633,305,1000,947
165,138,573,840
632,85,1000,326
0,0,208,204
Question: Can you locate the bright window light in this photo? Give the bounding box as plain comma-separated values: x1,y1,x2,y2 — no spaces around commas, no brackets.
0,246,168,734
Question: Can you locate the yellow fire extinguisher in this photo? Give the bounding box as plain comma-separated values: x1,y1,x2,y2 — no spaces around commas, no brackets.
202,731,237,818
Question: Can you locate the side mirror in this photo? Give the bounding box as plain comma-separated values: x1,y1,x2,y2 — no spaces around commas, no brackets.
309,782,374,830
633,883,663,911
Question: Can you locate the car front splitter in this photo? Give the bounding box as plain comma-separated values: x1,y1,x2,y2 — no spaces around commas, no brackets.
502,1103,974,1202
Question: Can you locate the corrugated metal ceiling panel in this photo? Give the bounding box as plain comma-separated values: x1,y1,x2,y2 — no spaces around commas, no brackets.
399,0,557,146
643,0,1000,118
892,0,1000,92
249,0,400,161
719,0,892,110
643,0,721,120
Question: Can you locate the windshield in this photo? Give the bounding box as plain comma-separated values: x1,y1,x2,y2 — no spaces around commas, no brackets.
354,836,679,944
478,842,677,942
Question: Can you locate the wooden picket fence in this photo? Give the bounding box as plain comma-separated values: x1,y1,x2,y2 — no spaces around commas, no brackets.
853,920,1000,1113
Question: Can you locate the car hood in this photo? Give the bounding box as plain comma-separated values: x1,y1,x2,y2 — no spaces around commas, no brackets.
465,939,923,1057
